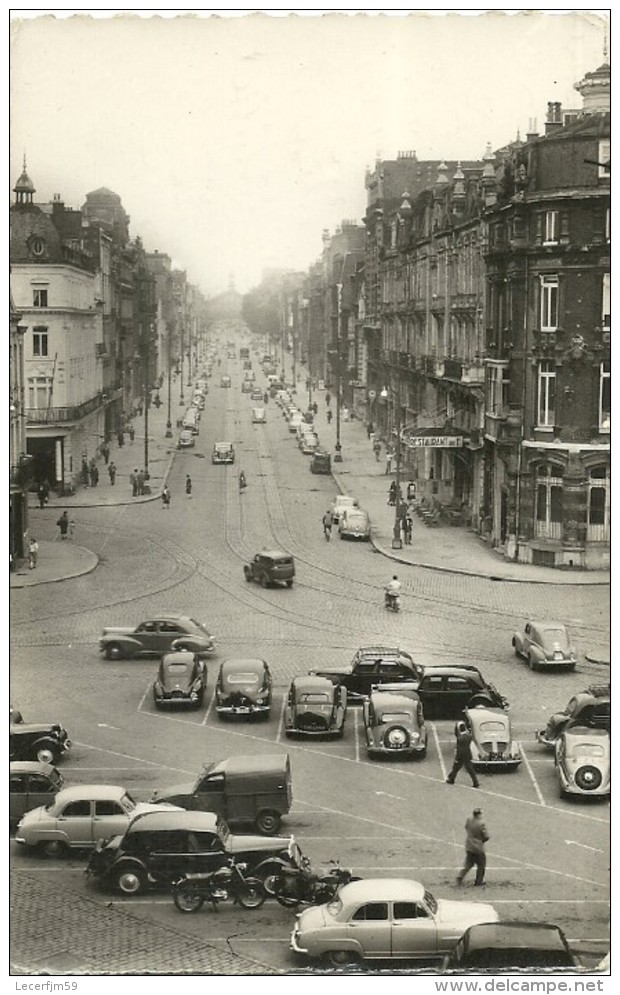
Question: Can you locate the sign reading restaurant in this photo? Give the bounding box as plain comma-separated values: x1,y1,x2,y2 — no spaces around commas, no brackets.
404,433,464,448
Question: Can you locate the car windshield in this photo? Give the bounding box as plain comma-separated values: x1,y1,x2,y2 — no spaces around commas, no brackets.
479,721,506,733
301,693,330,703
188,618,208,633
227,673,260,684
216,818,230,846
572,743,605,757
423,890,438,915
167,663,190,674
326,896,343,918
379,711,412,723
120,792,138,813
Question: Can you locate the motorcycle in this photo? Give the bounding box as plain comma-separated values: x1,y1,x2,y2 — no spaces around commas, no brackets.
270,854,360,908
172,859,266,914
384,591,401,612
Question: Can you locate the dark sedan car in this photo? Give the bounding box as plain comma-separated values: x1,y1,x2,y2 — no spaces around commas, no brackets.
86,810,298,895
215,658,272,719
10,762,64,829
363,688,427,759
99,615,215,661
153,652,207,709
442,921,581,972
284,676,346,737
10,713,71,766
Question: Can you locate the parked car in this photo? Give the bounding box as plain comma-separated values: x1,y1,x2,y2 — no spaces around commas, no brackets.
363,689,427,759
512,620,577,671
212,441,235,464
241,379,253,393
151,754,292,835
284,676,346,738
289,414,304,433
462,705,522,769
15,785,175,858
10,712,71,766
251,407,266,423
300,434,320,454
555,726,610,798
243,549,295,588
99,614,215,661
536,684,610,748
192,393,205,410
291,878,498,966
411,664,508,720
10,762,64,829
339,507,371,541
215,658,272,719
313,645,420,701
220,375,232,387
442,921,581,972
330,494,359,524
152,652,207,709
310,451,331,475
86,809,298,895
177,429,195,449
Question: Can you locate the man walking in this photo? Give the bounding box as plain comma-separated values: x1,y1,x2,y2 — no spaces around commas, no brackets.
57,511,69,540
446,720,480,788
108,461,117,485
185,474,192,498
162,485,171,509
130,469,139,497
456,808,489,887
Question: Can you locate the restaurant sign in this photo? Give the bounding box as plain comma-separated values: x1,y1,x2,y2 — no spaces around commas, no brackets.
405,434,464,448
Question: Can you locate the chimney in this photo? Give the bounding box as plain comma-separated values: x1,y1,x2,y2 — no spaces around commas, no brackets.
526,117,539,142
545,101,563,135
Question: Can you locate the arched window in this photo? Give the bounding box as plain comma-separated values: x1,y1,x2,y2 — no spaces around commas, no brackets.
587,465,610,542
534,462,563,540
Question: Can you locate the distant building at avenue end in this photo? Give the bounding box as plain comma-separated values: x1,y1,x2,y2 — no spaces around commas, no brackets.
243,57,610,570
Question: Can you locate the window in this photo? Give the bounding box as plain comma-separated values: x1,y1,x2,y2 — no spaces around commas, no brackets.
537,362,556,428
33,329,48,357
598,139,610,178
29,774,57,793
540,275,559,330
535,463,563,540
203,774,225,794
599,363,610,431
27,376,53,409
61,801,91,817
602,274,610,330
33,289,48,307
587,465,610,542
544,210,559,244
9,775,27,794
351,903,388,922
95,801,125,816
31,238,46,257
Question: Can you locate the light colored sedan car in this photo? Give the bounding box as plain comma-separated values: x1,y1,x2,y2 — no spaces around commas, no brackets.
463,705,522,770
512,620,577,671
291,878,498,966
330,494,359,524
15,785,178,857
177,429,195,449
339,507,371,540
555,726,610,798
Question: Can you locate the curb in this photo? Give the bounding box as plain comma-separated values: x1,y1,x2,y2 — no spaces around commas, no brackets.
584,651,611,667
9,545,100,589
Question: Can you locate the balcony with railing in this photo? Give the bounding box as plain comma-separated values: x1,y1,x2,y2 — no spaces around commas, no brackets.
26,392,108,425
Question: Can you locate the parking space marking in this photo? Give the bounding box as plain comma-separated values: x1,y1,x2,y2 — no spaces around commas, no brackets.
431,723,446,780
201,687,217,726
520,741,546,806
137,682,151,714
354,707,360,762
275,692,286,743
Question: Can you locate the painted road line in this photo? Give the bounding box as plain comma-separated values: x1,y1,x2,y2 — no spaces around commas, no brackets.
431,723,446,780
354,707,360,763
201,686,217,726
275,692,286,743
136,682,151,715
520,741,546,806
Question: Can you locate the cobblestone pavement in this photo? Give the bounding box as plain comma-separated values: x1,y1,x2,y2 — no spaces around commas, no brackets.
10,871,276,976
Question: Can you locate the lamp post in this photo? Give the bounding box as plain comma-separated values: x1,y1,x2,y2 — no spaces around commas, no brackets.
165,322,173,438
381,383,403,549
179,313,185,407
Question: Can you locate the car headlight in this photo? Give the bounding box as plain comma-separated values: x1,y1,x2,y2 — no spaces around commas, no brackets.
410,731,420,740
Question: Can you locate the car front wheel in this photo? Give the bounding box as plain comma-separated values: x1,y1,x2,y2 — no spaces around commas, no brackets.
35,742,58,765
260,574,270,588
38,839,68,859
105,643,124,661
115,866,147,895
324,950,360,968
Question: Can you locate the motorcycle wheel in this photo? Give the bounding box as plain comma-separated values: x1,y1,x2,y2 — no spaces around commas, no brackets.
237,877,267,910
173,883,205,914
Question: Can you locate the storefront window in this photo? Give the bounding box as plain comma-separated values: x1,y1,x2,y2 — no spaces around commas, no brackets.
534,463,563,540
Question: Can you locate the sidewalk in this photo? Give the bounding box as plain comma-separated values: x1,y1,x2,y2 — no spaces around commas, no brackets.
292,363,610,588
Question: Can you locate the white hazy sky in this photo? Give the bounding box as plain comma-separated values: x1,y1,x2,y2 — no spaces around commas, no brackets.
9,9,608,297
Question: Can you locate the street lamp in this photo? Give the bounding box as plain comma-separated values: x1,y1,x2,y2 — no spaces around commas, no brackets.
179,315,185,407
165,322,173,438
381,383,403,549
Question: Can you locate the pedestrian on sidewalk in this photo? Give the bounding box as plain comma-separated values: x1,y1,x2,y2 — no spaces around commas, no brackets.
325,392,331,407
117,429,124,448
327,409,333,424
162,485,171,509
28,537,39,569
129,424,136,443
388,480,398,506
89,462,98,488
136,469,145,496
385,451,393,475
37,482,49,509
101,442,110,465
81,459,90,487
367,421,374,440
407,481,417,501
130,469,139,497
312,401,318,416
108,461,117,485
57,511,69,540
456,808,489,887
185,474,192,497
446,720,480,788
373,438,382,461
